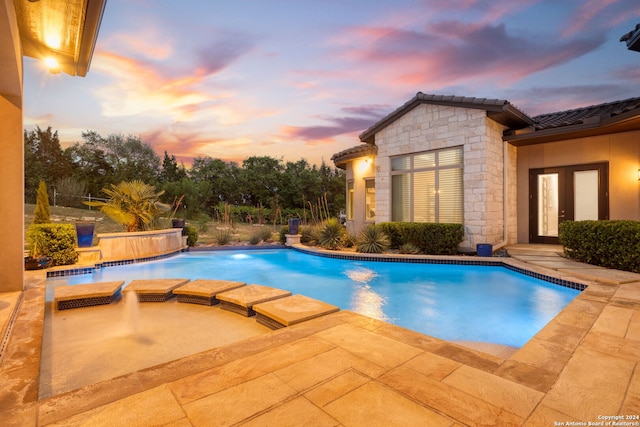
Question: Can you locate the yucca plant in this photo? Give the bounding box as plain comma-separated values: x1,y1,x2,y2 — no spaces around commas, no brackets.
84,180,167,232
356,224,390,254
399,242,421,254
318,218,346,250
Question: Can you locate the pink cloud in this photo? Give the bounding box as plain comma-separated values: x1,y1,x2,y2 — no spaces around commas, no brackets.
335,21,605,90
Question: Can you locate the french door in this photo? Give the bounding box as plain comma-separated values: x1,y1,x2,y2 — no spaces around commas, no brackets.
529,163,609,244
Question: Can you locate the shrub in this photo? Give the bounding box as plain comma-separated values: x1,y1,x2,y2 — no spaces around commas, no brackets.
279,226,288,244
356,224,390,254
559,220,640,273
258,226,273,242
378,222,463,255
249,231,262,245
27,224,78,266
318,218,346,250
33,181,51,224
214,228,232,245
184,225,198,247
300,225,319,245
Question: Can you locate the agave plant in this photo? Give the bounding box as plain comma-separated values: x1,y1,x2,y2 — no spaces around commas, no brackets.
318,218,346,250
84,180,167,232
356,224,390,254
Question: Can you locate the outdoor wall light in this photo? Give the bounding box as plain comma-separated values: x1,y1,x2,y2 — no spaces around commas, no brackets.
637,169,640,180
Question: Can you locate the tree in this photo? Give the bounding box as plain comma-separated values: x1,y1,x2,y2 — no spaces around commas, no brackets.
84,180,166,232
80,131,161,184
33,180,51,224
159,151,187,183
239,156,284,206
24,126,72,202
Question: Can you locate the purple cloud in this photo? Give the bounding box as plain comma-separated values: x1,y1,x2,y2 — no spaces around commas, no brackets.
196,31,255,75
283,105,390,143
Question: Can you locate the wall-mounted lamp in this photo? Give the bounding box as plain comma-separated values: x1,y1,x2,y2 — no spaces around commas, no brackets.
638,169,640,181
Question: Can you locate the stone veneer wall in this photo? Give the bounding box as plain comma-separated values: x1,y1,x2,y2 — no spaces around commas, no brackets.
97,229,185,261
374,104,514,249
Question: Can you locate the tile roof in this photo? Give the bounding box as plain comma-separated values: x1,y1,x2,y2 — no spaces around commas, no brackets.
330,143,377,168
531,97,640,130
620,23,640,51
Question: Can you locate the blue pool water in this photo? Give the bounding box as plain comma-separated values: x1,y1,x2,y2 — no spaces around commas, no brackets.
47,249,581,348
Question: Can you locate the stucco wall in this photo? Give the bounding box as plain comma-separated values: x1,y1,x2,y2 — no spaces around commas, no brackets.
0,0,24,292
373,104,512,250
516,130,640,242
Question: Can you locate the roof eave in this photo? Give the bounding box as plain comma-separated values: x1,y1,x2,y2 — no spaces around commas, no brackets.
359,93,534,143
504,111,640,146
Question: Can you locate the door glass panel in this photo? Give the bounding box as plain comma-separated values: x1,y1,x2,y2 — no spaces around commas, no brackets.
574,170,599,221
538,173,558,237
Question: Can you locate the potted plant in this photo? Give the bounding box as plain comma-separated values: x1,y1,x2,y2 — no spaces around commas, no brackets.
24,230,52,270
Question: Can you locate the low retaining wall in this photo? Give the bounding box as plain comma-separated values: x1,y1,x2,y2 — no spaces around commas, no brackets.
97,229,185,261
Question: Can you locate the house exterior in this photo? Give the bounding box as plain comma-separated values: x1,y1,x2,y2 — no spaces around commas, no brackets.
332,92,640,251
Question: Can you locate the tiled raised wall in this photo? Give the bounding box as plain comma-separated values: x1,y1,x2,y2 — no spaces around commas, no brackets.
374,104,515,249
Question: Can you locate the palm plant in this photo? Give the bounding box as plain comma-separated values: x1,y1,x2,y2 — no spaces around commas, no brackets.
85,180,167,232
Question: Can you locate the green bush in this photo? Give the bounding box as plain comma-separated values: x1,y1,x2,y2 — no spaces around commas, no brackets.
378,222,463,255
318,218,346,250
27,224,78,266
559,220,640,272
356,224,390,254
184,225,198,247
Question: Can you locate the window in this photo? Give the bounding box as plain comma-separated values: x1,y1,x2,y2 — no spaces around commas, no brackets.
391,146,463,223
364,179,375,220
347,181,354,220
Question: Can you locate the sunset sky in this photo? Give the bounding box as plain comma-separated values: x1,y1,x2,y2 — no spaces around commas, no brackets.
23,0,640,167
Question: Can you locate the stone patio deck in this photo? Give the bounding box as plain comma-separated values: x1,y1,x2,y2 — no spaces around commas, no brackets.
1,244,640,426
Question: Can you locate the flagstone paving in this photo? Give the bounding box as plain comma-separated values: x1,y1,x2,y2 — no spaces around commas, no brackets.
1,244,640,425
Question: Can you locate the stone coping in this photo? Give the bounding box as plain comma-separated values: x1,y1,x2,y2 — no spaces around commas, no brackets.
254,294,340,328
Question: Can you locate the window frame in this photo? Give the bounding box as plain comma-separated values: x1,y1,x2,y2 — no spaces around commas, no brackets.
390,146,464,223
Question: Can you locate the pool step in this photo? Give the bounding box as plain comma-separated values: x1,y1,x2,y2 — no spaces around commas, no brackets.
217,284,292,317
173,279,246,306
253,294,340,330
54,281,125,310
124,279,190,302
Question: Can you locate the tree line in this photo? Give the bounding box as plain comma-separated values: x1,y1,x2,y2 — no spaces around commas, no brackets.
24,126,346,221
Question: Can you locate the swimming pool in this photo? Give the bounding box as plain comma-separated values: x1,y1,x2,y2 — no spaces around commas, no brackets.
47,248,581,348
